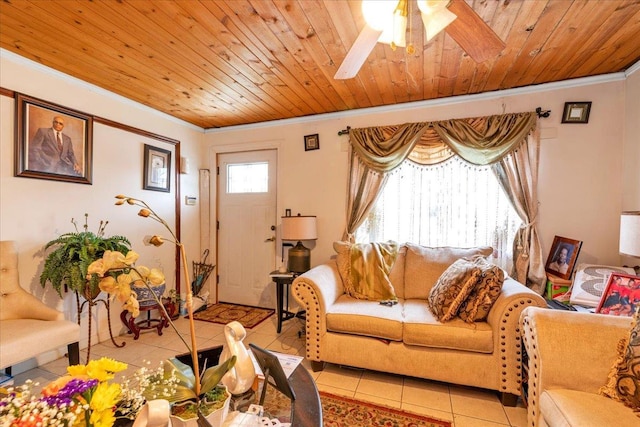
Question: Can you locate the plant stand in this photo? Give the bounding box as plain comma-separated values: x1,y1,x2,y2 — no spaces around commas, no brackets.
75,291,124,363
120,301,171,340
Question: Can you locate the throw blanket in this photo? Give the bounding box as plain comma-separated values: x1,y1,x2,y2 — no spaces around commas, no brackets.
334,241,399,300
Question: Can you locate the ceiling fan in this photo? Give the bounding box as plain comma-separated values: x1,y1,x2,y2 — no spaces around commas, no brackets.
334,0,506,79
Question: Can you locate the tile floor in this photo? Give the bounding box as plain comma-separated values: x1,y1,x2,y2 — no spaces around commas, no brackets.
11,315,528,427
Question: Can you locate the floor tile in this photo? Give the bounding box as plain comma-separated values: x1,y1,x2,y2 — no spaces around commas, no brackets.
450,386,510,424
7,316,527,427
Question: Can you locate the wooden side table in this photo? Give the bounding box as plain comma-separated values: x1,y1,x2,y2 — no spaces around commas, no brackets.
269,271,303,333
120,300,171,340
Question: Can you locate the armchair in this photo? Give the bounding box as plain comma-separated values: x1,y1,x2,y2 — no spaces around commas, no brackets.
0,241,80,373
520,306,639,427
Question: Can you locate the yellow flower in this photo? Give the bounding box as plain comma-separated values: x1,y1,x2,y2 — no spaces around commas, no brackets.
138,209,151,218
85,357,127,382
123,295,140,318
134,265,166,286
89,382,121,427
99,275,133,303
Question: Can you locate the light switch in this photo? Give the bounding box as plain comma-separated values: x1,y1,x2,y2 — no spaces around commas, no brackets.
185,196,197,205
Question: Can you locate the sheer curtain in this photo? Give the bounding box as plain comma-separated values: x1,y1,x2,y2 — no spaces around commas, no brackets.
344,112,545,293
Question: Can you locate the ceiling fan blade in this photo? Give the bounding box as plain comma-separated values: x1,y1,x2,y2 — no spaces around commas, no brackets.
445,0,506,63
334,25,382,80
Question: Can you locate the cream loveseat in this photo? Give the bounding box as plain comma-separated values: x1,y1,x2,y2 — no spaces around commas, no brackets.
0,241,80,373
520,307,639,427
292,243,546,404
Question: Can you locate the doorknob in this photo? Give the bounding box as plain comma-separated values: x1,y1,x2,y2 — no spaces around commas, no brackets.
265,236,276,242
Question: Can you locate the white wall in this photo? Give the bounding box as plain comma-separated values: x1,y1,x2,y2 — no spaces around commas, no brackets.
0,51,203,368
204,74,636,272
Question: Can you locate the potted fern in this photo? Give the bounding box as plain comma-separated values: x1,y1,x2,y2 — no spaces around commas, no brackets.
40,214,131,300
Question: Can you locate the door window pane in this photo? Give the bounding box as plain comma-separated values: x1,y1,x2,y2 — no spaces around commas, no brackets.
227,162,268,193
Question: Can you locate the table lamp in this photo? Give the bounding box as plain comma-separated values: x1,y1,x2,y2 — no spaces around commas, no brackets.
620,211,640,274
281,214,317,273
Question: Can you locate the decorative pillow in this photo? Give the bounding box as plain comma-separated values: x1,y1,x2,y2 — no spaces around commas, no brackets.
599,306,640,415
427,258,481,322
458,257,504,323
333,241,399,301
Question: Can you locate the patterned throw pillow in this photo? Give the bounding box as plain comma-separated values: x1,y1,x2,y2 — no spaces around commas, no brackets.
427,258,481,322
458,257,505,323
599,306,640,415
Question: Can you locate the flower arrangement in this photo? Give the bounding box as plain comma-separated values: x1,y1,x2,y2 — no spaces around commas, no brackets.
0,357,127,427
2,195,236,427
88,250,165,318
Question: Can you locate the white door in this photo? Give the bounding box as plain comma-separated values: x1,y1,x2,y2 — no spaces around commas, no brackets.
217,150,277,307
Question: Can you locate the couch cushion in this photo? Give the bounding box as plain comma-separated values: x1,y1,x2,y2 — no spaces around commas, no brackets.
541,389,640,427
427,258,481,322
326,294,404,341
0,318,80,368
333,241,399,301
599,307,640,413
458,258,505,323
403,299,493,353
403,244,493,300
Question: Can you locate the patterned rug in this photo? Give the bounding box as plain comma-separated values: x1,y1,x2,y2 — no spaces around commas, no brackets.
262,388,452,427
191,302,274,329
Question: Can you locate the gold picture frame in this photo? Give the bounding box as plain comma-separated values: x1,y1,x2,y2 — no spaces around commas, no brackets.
561,102,592,124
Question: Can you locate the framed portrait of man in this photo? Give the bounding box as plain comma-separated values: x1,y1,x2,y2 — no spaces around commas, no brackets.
545,235,582,280
15,93,93,184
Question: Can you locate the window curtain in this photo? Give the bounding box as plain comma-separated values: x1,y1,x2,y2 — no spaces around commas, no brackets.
344,111,544,293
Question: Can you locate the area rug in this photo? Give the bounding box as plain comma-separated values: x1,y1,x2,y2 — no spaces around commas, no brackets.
262,389,451,427
191,302,274,329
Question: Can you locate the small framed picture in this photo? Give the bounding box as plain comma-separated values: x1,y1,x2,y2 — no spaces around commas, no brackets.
545,236,582,280
596,273,640,316
15,93,93,184
143,144,171,192
561,102,592,124
304,134,319,151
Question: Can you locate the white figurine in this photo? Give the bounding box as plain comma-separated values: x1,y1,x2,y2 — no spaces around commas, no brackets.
220,321,257,395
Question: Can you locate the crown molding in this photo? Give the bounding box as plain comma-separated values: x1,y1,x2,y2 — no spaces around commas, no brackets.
626,59,640,77
206,72,627,134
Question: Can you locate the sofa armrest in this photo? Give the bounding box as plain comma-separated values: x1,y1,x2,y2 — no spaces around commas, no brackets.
292,262,344,362
485,278,546,396
520,306,631,426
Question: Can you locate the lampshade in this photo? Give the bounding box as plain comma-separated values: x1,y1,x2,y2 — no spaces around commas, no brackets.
620,211,640,257
418,0,457,41
281,215,317,241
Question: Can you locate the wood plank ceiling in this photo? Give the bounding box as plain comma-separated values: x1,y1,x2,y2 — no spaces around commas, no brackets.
1,0,639,129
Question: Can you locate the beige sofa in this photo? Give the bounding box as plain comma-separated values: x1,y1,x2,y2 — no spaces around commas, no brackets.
520,307,639,427
0,241,80,373
292,243,546,404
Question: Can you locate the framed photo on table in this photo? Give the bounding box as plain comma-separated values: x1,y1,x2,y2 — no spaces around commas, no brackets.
143,144,171,192
545,236,582,280
596,273,640,316
15,93,93,184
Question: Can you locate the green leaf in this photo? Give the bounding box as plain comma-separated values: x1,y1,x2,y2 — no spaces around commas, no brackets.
200,356,236,395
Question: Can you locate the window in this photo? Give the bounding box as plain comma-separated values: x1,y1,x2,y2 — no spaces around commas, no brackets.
355,156,521,270
226,162,268,193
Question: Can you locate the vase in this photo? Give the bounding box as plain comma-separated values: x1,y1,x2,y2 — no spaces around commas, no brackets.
169,386,231,427
133,283,166,307
220,321,257,395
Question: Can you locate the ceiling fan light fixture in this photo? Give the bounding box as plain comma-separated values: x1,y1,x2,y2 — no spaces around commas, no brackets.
362,0,399,31
417,0,456,41
378,11,407,48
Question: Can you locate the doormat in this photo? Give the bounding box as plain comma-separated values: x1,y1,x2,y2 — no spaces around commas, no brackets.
191,302,274,329
262,389,452,427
